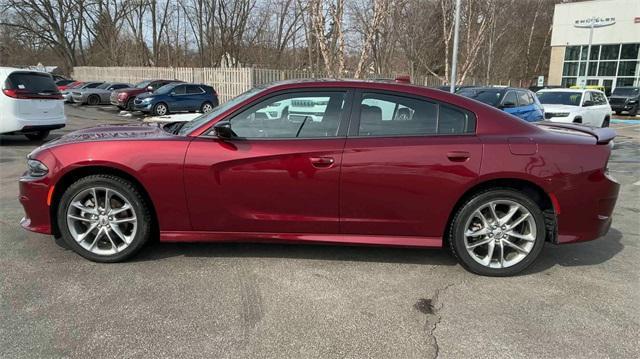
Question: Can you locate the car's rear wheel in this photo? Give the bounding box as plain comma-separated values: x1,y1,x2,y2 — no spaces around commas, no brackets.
153,102,168,116
25,130,50,141
57,174,152,262
88,95,100,106
449,189,546,276
200,101,213,113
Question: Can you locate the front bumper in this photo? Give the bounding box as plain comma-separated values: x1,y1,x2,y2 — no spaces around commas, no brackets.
19,176,53,235
611,103,637,112
133,102,153,112
71,95,86,104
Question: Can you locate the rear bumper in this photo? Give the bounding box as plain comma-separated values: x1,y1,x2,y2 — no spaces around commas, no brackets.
555,171,620,244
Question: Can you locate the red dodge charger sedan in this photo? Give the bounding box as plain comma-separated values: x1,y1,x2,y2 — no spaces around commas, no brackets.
19,79,620,276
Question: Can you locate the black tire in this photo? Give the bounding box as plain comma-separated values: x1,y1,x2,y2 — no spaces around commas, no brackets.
25,130,50,141
56,174,153,262
200,101,214,113
448,188,546,276
153,102,168,116
126,98,135,112
573,117,582,124
630,107,638,117
87,95,100,106
614,111,621,115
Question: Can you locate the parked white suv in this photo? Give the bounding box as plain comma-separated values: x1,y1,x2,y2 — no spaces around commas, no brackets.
0,67,66,140
537,88,612,127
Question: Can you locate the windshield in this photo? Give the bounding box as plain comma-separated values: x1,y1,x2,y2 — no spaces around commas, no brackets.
537,91,582,106
458,89,503,106
612,87,639,96
135,80,152,89
177,87,266,136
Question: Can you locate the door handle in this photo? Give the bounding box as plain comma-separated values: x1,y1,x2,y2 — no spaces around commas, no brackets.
310,157,335,168
446,151,470,162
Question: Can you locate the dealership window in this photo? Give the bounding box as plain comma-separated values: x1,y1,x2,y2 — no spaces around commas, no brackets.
620,44,639,60
600,45,620,60
617,78,636,87
617,61,637,77
561,78,577,88
565,46,581,61
562,62,579,76
598,62,617,76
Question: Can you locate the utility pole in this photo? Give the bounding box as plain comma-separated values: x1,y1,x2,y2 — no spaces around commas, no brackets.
450,0,461,93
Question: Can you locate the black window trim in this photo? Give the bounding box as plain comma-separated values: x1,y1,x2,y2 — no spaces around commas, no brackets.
347,89,477,138
200,88,354,141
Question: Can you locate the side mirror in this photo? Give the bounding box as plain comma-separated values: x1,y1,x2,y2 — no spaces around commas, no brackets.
583,100,594,107
213,120,235,139
146,86,154,92
501,102,516,109
170,91,176,96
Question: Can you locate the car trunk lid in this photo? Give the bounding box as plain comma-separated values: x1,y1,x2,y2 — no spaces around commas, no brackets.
535,122,616,144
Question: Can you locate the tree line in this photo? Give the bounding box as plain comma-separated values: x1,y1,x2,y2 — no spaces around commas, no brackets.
0,0,568,85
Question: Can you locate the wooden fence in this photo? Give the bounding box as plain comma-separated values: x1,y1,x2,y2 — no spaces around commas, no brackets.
72,66,491,103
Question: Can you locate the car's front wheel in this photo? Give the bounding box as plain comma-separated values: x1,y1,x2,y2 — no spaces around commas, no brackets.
57,174,152,262
153,102,168,116
449,189,546,276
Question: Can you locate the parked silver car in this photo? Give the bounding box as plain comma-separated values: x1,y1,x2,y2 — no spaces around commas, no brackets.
62,81,104,103
71,82,131,105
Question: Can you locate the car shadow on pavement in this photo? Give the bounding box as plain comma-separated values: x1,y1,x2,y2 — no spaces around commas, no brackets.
0,134,64,147
130,227,624,272
132,241,459,267
523,228,624,275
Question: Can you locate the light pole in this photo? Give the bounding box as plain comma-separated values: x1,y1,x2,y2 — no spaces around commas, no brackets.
449,0,461,93
574,17,615,87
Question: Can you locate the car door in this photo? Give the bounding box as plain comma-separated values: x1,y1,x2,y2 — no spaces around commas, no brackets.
515,90,534,121
340,90,482,238
580,91,598,125
186,85,204,110
170,84,187,111
593,91,611,126
501,91,521,118
183,89,352,234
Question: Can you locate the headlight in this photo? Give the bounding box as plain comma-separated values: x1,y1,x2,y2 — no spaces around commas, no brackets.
27,159,49,177
628,100,637,104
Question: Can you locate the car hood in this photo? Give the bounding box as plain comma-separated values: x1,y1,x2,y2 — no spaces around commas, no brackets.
35,123,175,152
136,92,156,99
541,104,578,112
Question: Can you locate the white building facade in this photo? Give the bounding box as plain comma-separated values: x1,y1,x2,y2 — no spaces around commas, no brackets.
548,0,640,94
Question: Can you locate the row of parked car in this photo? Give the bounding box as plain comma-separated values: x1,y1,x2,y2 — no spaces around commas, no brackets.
58,79,220,116
438,84,640,128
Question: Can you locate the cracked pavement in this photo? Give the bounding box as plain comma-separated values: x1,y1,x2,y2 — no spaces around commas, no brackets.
1,105,639,358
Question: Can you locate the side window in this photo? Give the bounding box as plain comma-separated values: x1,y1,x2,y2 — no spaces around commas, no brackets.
582,92,592,105
595,92,607,105
187,85,203,94
502,91,517,106
516,91,532,106
173,85,186,95
229,91,345,138
357,93,475,136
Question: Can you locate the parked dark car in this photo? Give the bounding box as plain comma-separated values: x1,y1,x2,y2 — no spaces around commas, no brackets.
458,87,544,122
608,87,639,116
111,79,183,111
436,85,476,93
20,79,619,276
134,83,218,116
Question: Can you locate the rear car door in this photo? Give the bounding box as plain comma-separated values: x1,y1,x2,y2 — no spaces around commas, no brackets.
184,89,352,234
340,90,482,238
186,85,205,110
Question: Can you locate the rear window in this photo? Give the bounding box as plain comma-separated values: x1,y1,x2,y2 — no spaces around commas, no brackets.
5,72,58,93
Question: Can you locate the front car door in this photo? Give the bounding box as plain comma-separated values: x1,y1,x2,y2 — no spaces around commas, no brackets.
183,89,352,234
170,84,187,111
340,90,482,239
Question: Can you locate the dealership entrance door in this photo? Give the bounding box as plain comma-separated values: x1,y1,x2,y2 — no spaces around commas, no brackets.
587,78,616,96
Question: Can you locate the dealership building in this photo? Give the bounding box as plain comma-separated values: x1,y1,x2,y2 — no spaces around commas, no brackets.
548,0,640,94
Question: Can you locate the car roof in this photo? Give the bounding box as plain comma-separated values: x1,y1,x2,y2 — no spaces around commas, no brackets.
537,88,590,93
0,67,53,79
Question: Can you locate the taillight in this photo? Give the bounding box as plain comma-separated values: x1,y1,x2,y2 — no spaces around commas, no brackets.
118,92,128,99
3,89,63,99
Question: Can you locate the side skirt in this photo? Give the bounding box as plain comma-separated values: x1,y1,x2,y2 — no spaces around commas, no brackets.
160,231,443,248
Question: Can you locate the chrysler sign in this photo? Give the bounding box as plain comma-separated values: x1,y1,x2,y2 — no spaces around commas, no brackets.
574,17,616,28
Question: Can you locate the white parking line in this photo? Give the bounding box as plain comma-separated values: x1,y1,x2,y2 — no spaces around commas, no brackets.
634,180,640,186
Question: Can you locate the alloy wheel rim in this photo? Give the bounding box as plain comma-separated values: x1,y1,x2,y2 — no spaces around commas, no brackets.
66,187,137,256
463,200,536,269
157,104,167,115
202,103,212,112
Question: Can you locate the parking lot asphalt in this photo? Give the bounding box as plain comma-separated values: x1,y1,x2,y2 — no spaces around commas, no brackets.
1,104,639,358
